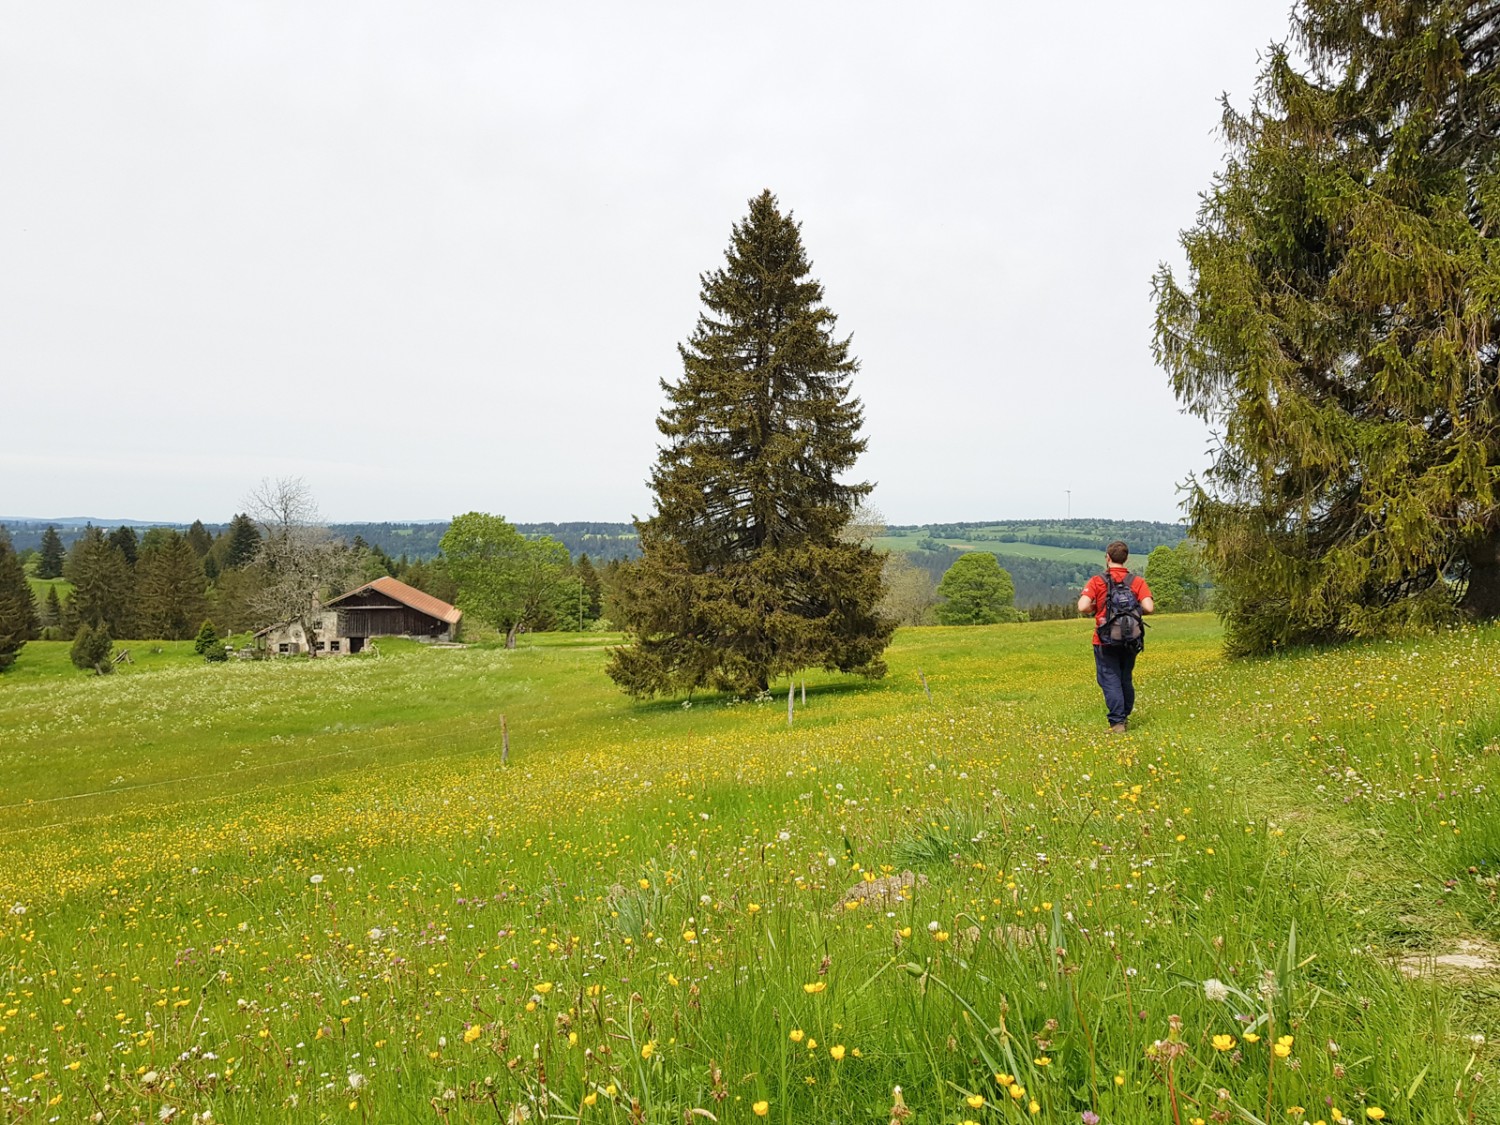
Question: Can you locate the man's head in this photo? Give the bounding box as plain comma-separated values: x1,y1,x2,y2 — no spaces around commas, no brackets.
1106,540,1129,565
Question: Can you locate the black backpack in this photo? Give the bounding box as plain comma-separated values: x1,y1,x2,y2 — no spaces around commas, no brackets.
1098,572,1146,652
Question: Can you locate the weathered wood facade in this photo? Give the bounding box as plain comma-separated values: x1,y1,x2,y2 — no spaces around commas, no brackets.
255,576,462,655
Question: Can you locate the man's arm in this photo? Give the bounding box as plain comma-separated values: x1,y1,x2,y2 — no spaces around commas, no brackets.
1140,596,1155,614
1077,593,1095,614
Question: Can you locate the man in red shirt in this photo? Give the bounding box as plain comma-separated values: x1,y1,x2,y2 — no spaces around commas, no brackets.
1077,540,1155,733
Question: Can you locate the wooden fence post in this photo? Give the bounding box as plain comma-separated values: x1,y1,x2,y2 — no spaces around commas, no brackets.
501,713,510,765
787,680,794,727
918,668,932,702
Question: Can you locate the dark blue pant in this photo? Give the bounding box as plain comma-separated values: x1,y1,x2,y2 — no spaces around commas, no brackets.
1093,645,1137,726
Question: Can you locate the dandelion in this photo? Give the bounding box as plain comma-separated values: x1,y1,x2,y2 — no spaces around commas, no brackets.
535,982,554,994
583,1093,598,1107
1203,978,1230,1002
309,874,324,885
348,1072,366,1090
463,1025,482,1044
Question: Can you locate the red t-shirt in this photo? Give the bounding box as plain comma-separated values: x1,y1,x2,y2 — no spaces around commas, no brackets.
1081,567,1152,646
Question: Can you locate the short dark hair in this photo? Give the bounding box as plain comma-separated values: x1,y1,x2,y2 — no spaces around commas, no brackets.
1106,540,1129,564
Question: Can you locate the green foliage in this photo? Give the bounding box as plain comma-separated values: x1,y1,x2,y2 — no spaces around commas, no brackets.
193,619,221,656
42,583,62,628
935,551,1020,625
69,622,114,673
609,191,893,697
220,513,262,570
185,519,213,557
878,552,937,626
1143,546,1187,613
107,525,139,568
36,525,65,579
1154,1,1500,653
440,512,572,648
64,526,133,636
0,534,40,671
134,531,209,640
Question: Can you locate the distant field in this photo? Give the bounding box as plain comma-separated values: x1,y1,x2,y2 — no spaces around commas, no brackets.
24,574,72,603
1,619,1496,1122
875,531,1102,565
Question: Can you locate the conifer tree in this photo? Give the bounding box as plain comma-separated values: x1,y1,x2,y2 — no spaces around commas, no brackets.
43,584,62,629
1154,1,1500,653
135,531,209,640
0,532,40,671
37,525,65,580
218,513,261,570
607,191,893,697
194,619,221,656
108,526,139,568
576,553,603,621
65,526,134,636
186,520,213,558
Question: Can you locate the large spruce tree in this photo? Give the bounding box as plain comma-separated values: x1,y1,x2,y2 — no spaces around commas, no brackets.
0,530,40,671
37,525,66,579
1154,1,1500,654
65,526,134,636
134,531,209,640
607,191,892,697
221,513,263,570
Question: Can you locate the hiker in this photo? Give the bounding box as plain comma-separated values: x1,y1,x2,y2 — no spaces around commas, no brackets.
1077,540,1154,733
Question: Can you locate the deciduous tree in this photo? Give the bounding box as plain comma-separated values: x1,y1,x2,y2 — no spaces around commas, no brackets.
246,477,355,657
440,512,571,648
607,191,893,697
935,552,1020,625
1154,0,1500,653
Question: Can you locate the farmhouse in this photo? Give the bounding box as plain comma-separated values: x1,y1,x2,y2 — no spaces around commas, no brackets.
255,576,462,655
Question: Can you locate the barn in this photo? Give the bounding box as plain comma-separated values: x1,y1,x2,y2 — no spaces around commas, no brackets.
255,576,462,655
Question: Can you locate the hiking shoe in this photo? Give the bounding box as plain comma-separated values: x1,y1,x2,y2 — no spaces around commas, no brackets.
1109,722,1128,734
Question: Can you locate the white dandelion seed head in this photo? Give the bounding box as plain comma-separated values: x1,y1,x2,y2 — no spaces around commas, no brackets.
1203,979,1230,1002
309,874,324,885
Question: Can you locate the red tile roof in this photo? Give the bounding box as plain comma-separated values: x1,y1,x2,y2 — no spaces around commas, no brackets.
326,575,463,626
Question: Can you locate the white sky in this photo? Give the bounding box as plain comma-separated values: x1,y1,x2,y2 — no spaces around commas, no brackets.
1,1,1295,525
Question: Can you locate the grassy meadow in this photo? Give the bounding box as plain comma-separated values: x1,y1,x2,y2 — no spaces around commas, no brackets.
1,619,1497,1124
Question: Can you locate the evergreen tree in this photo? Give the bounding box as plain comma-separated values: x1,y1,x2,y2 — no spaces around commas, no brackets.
108,525,139,568
0,532,40,671
135,531,209,640
194,619,221,655
203,553,219,580
575,553,603,621
70,622,114,673
37,525,65,579
186,519,213,557
65,526,134,636
221,513,262,570
935,552,1020,625
43,584,62,628
607,191,892,697
1154,1,1500,654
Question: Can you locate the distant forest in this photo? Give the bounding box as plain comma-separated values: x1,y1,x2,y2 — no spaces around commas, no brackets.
3,516,1183,606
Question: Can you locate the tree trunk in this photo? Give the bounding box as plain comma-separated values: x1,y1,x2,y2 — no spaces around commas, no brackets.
1461,526,1500,619
506,622,520,649
300,613,319,658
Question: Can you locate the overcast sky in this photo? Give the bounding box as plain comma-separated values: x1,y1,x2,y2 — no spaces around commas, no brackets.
2,1,1296,526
